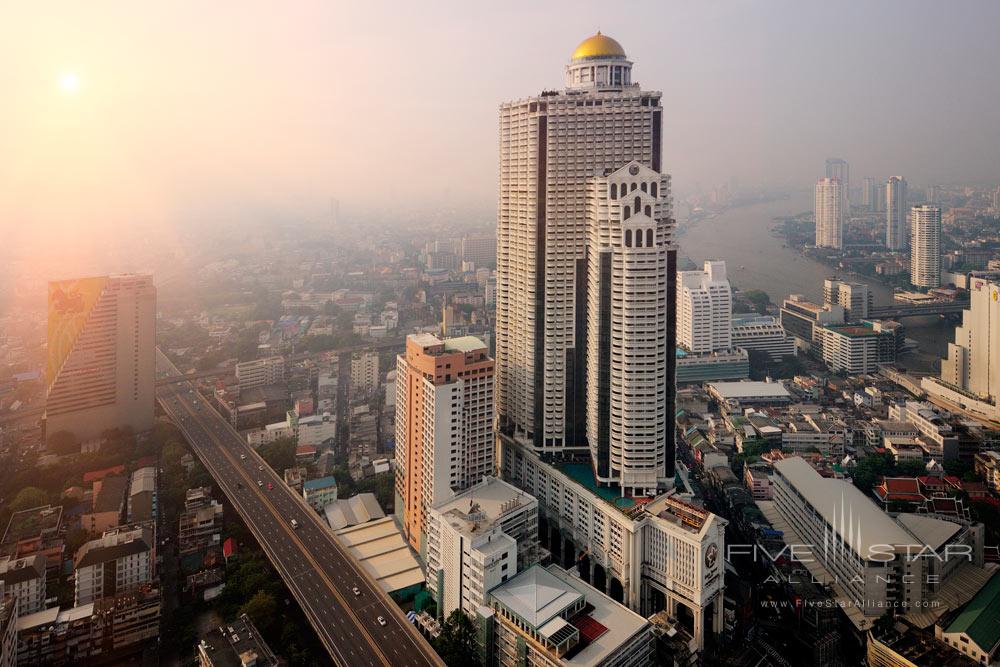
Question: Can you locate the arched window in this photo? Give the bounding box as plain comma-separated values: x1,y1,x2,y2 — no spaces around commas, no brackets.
644,205,651,216
624,229,632,247
623,206,630,219
646,229,654,247
641,182,648,193
635,230,643,247
631,182,637,192
634,196,641,211
610,183,618,199
651,182,658,197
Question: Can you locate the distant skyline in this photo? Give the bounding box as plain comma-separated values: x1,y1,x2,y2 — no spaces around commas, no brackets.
3,1,1000,254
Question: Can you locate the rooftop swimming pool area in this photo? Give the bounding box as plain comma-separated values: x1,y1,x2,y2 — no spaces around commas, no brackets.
553,462,639,510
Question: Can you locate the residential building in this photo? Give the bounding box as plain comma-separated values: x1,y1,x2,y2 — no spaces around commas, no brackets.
730,315,796,361
862,176,877,210
677,260,732,354
910,205,942,288
74,526,153,606
461,235,497,267
127,466,157,523
426,477,538,619
235,356,285,395
479,564,654,667
197,614,279,667
350,350,379,397
780,295,845,347
82,475,129,535
823,278,873,321
179,488,224,556
886,176,909,251
0,555,46,616
302,476,338,512
586,162,676,494
45,274,156,441
496,31,675,460
814,321,902,374
0,592,14,667
826,158,850,208
394,334,494,552
974,451,1000,493
815,177,844,249
925,279,1000,420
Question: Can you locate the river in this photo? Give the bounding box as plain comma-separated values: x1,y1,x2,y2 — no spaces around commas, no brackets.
677,193,952,372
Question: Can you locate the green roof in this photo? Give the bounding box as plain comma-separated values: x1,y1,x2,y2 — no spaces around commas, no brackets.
946,572,1000,651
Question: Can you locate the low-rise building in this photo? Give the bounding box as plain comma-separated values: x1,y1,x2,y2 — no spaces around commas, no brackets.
302,476,338,512
936,572,1000,665
197,613,279,667
128,467,157,523
974,451,1000,493
480,564,655,667
674,348,749,384
74,525,154,606
814,321,901,374
179,489,224,557
731,314,796,362
707,381,792,413
0,555,46,616
82,476,129,535
426,477,539,619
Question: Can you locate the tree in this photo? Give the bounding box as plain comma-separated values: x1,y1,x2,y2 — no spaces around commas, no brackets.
10,487,49,513
851,453,895,493
434,609,480,667
240,590,278,633
742,289,771,315
257,437,296,472
47,430,80,456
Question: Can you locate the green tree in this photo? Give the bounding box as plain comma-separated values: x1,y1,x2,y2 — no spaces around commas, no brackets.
47,430,80,456
851,453,895,493
257,437,297,472
434,609,480,667
240,590,278,633
10,487,49,513
742,290,771,315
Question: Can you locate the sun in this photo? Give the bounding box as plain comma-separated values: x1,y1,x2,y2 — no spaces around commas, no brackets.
59,71,81,95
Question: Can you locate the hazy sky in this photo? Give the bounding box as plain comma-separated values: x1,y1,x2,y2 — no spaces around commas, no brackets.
2,0,999,255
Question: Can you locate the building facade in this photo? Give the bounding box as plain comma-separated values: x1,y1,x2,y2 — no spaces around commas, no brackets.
496,32,674,461
235,356,285,395
814,321,901,374
74,526,153,606
826,158,850,209
677,260,732,354
823,278,872,321
935,278,1000,411
909,205,942,288
425,477,538,619
815,177,844,249
585,162,675,494
351,351,380,397
394,334,495,553
886,176,909,251
45,274,156,441
730,315,796,362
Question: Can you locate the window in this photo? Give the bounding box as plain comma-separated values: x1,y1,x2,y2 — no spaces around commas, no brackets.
624,229,632,247
611,183,617,199
647,229,654,246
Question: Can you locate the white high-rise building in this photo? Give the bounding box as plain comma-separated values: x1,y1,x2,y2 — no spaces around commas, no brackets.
938,279,1000,403
45,274,156,441
826,158,850,214
910,205,942,288
823,278,873,321
585,162,674,495
496,32,675,466
74,525,154,606
815,177,844,249
861,176,877,210
886,176,909,250
236,355,285,394
677,261,732,354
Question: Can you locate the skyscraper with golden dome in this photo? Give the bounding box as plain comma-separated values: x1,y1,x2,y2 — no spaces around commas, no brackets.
496,33,676,495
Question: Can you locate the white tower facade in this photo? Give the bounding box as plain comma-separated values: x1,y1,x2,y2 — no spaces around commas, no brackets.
942,279,1000,405
910,205,942,288
677,261,733,354
815,177,843,249
496,31,675,477
585,162,674,494
825,158,850,211
886,176,909,250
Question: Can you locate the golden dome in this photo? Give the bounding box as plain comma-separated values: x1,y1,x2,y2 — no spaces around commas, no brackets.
572,32,626,60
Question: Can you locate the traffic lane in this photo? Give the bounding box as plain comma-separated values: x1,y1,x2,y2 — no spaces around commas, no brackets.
161,389,438,667
169,396,415,667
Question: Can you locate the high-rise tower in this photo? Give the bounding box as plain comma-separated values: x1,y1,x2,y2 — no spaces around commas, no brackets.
825,158,850,210
910,205,942,288
45,274,156,442
886,176,909,250
677,261,733,354
496,32,675,480
814,177,843,249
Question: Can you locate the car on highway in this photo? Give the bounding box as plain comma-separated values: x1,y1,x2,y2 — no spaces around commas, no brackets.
240,454,247,461
258,465,263,471
352,586,361,597
267,482,273,490
257,480,263,487
377,616,386,627
291,519,299,529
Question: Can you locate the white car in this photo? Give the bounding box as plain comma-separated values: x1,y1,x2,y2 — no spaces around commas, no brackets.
352,586,361,597
257,480,263,487
291,519,300,529
258,465,263,472
240,454,247,461
377,616,386,627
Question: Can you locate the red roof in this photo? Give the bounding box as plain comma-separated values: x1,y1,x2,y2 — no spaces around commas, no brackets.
83,464,126,483
873,477,925,503
296,445,318,456
571,614,609,644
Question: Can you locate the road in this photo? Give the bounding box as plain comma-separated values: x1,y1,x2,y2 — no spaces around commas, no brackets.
155,350,441,667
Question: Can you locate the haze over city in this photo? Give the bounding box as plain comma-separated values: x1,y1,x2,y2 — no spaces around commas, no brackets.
4,4,1000,667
